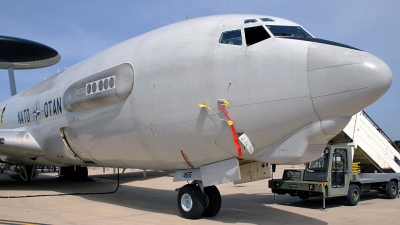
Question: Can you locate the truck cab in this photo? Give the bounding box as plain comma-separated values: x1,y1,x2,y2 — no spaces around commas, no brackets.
269,144,400,207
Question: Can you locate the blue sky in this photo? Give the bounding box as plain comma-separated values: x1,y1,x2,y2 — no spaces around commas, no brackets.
1,1,399,139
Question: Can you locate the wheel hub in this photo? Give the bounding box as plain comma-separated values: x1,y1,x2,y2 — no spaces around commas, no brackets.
181,193,193,212
352,190,359,200
391,185,396,195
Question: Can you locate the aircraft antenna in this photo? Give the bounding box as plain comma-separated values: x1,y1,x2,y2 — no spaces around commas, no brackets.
7,64,17,96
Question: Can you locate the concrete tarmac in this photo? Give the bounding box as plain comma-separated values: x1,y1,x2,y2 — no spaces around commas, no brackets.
0,166,398,225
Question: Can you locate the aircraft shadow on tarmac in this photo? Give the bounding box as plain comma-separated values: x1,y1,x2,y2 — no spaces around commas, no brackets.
0,170,168,194
80,175,328,224
0,170,393,224
272,190,388,210
0,171,348,224
0,171,327,224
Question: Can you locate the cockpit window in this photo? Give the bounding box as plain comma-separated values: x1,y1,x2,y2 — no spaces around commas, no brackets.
219,29,242,45
266,25,312,38
244,19,257,24
244,26,271,46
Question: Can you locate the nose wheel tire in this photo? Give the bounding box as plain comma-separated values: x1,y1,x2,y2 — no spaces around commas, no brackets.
177,184,204,219
385,180,398,199
203,185,221,217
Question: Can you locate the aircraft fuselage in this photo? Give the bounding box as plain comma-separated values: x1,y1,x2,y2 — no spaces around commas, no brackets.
0,14,392,171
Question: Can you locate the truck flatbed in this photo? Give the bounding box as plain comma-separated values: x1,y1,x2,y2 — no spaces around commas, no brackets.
355,173,400,184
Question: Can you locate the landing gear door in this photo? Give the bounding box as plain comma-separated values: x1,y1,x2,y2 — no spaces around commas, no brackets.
60,127,94,164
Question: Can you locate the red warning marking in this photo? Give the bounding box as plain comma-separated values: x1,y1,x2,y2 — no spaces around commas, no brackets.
181,150,195,169
219,104,242,157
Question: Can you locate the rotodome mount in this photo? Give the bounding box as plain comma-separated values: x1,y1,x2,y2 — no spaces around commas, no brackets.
0,35,60,96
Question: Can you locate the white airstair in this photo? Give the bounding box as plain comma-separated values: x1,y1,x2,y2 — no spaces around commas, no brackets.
342,111,400,173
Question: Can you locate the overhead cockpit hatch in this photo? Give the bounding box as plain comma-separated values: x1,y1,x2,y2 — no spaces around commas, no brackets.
244,19,258,24
260,18,275,22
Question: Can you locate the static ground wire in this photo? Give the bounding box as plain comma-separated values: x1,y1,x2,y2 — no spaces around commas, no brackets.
0,169,120,198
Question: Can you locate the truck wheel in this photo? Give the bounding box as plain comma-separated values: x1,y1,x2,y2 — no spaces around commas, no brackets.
346,184,360,206
298,192,309,200
385,180,398,199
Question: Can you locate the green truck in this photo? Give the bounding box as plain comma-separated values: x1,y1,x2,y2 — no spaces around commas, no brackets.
269,144,400,209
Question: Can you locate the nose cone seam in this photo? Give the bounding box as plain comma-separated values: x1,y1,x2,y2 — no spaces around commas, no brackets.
308,62,362,73
307,43,392,119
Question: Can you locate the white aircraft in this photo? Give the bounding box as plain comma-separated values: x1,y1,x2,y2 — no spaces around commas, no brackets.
0,14,392,219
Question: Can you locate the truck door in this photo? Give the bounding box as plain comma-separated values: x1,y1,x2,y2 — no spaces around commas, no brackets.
329,147,349,197
331,148,347,188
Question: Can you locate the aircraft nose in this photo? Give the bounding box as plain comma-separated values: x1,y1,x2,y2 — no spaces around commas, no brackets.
307,43,392,119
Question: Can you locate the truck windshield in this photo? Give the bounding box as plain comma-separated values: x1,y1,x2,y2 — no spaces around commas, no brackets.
332,148,347,172
394,140,400,149
307,148,329,172
266,25,312,38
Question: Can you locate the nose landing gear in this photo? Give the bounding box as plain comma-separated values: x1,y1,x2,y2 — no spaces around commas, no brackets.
177,182,221,219
203,185,221,217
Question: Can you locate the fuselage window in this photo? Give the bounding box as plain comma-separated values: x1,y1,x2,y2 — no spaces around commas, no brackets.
244,26,271,46
219,29,242,46
266,25,312,37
